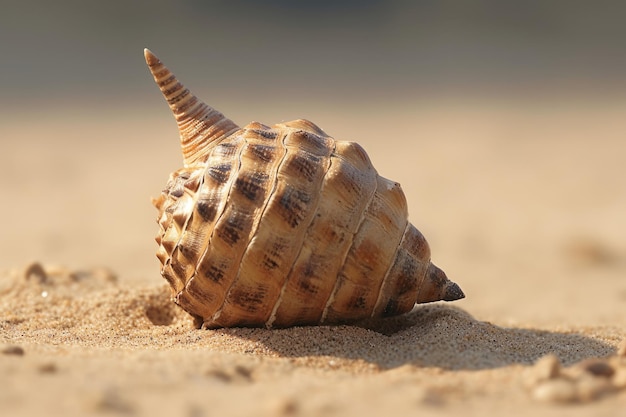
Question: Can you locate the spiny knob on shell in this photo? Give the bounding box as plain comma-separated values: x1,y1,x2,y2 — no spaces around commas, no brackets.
145,48,464,329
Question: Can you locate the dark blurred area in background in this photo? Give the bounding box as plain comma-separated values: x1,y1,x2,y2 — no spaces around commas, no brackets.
2,0,626,103
1,1,624,283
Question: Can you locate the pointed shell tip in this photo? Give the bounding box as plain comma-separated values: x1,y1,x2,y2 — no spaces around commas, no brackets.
443,282,465,302
144,48,159,66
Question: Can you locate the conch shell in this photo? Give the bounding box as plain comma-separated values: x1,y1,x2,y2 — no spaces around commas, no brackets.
145,49,464,328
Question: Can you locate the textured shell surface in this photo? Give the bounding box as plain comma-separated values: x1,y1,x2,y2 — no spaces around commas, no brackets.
145,49,464,329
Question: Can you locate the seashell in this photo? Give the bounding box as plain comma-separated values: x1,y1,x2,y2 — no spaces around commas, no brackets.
145,49,464,329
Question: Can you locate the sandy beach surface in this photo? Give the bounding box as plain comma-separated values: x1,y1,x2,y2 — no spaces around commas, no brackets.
1,96,625,416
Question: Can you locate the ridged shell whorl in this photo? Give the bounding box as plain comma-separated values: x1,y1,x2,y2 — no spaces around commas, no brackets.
145,48,464,329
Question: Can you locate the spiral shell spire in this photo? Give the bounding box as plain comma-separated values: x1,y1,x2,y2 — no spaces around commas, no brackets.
144,49,239,166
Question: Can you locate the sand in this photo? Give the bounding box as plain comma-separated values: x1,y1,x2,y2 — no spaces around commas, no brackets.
1,97,625,416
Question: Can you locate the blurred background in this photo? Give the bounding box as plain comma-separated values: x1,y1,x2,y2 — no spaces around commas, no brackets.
2,1,626,101
1,1,624,324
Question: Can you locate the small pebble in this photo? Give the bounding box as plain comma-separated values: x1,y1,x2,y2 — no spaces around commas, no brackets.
266,397,299,416
38,362,58,374
233,365,253,381
538,354,561,378
525,354,561,387
415,387,445,407
576,375,613,402
205,365,253,384
533,379,577,403
617,339,626,357
563,238,616,266
87,389,135,414
1,345,25,356
23,262,47,284
579,359,615,378
205,369,233,383
529,353,626,403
